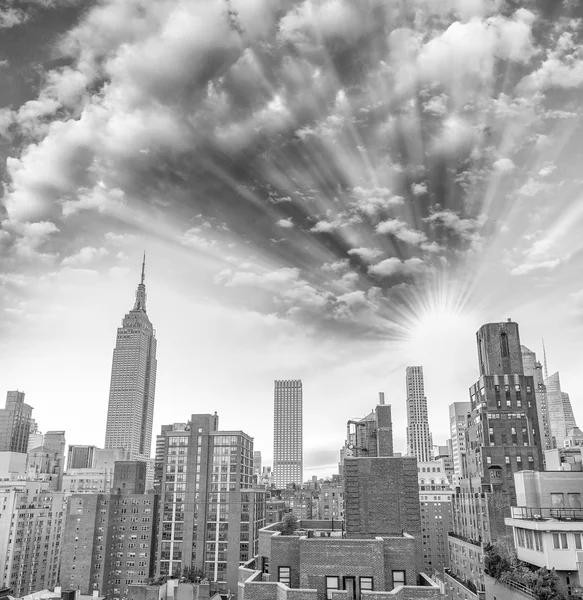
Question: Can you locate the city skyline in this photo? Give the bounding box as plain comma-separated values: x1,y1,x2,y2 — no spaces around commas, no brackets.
2,0,583,478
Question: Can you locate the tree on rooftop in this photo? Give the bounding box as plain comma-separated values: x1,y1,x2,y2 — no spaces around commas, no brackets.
275,512,298,535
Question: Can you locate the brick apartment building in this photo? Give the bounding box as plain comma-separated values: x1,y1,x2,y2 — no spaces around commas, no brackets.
59,461,158,598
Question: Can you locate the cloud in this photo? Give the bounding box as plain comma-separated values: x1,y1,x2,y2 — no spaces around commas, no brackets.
180,228,216,250
276,217,294,229
492,158,516,173
215,267,301,288
376,219,427,246
310,220,337,233
61,246,109,266
347,247,383,263
351,187,404,216
510,259,563,276
368,257,425,278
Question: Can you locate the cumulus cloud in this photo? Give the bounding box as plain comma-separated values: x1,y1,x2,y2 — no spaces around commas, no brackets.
347,247,383,262
276,217,294,229
376,219,427,246
61,246,109,266
368,257,425,278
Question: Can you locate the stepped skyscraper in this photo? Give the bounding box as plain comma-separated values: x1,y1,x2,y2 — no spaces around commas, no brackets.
104,256,157,460
405,366,433,461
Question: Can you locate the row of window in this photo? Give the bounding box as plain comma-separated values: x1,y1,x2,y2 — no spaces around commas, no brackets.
277,568,405,598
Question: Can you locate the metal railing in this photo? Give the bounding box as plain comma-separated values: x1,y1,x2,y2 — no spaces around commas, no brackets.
510,506,583,521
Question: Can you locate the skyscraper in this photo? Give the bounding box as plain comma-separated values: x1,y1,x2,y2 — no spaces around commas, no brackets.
446,320,545,599
0,391,33,453
104,257,157,461
521,345,552,451
545,371,577,448
273,380,303,487
405,366,433,462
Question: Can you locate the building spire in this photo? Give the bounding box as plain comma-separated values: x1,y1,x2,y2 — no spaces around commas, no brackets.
542,338,548,379
133,253,147,311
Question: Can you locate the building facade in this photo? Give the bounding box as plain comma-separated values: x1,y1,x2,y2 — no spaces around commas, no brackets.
345,396,393,461
273,380,303,488
59,461,158,599
449,403,471,486
505,470,583,598
154,415,265,593
0,481,67,596
521,346,552,452
417,460,453,574
0,391,33,454
446,320,545,600
405,367,433,462
104,257,157,462
67,446,99,470
545,372,577,449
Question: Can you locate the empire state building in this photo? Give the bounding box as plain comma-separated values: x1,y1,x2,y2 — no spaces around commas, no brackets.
104,256,157,460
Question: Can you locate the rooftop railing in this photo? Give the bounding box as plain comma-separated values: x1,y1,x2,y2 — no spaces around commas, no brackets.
510,506,583,521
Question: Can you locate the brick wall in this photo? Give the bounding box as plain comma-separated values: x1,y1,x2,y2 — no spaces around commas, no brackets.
298,537,384,598
344,457,421,545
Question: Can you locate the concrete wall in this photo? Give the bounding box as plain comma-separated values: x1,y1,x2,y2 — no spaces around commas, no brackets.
514,470,583,508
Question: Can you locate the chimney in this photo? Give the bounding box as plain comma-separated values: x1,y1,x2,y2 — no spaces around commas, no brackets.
379,392,385,405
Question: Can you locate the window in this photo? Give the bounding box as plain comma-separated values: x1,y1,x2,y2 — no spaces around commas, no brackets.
552,533,568,549
534,531,543,552
278,566,291,586
551,493,564,508
517,528,525,547
392,571,406,588
326,577,340,599
359,577,373,598
500,333,509,357
568,493,581,509
575,534,582,550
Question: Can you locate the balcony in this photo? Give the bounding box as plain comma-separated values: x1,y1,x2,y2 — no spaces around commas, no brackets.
510,507,583,522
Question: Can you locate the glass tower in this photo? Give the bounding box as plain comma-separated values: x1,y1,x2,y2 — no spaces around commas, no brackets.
104,256,157,460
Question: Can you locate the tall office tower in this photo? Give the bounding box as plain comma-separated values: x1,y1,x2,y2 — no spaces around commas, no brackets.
405,367,433,461
104,257,157,461
155,415,266,592
0,391,33,453
449,402,471,485
0,481,67,595
60,461,158,599
445,320,545,600
273,380,303,488
545,372,577,449
67,444,99,469
521,345,552,451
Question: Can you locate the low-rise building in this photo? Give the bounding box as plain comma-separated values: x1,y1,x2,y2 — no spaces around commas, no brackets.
238,521,440,600
318,482,343,522
504,470,583,598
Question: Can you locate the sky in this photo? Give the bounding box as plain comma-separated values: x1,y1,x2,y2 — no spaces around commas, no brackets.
1,0,583,478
